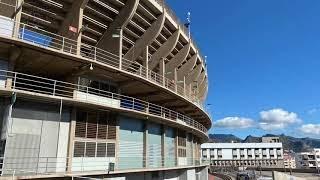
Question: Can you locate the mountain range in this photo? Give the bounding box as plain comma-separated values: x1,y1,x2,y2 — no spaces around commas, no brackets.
208,134,320,152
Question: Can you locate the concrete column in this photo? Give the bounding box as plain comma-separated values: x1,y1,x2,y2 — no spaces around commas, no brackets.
174,68,178,92
66,107,77,173
115,117,120,169
175,129,179,166
159,58,165,86
58,0,88,55
12,0,23,38
183,76,186,95
142,46,149,78
118,28,123,69
143,122,148,168
6,46,21,89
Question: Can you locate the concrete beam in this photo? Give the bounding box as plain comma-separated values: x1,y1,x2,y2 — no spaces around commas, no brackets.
199,80,208,101
127,91,160,98
96,0,139,55
166,43,191,80
198,71,206,87
177,54,197,81
124,13,165,62
148,30,180,70
185,65,202,85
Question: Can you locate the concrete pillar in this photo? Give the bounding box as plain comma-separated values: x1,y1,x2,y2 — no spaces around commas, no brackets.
118,28,123,69
183,76,186,95
58,0,88,55
175,129,179,166
115,117,120,169
5,46,21,89
143,122,148,168
174,68,178,92
142,46,149,78
12,0,23,38
66,107,77,173
159,58,165,86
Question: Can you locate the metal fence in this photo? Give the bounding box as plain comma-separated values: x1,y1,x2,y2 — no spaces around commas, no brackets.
0,69,208,134
0,156,209,177
0,17,210,117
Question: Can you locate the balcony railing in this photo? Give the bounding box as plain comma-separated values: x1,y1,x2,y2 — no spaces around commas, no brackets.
0,69,208,135
0,17,210,119
0,156,209,177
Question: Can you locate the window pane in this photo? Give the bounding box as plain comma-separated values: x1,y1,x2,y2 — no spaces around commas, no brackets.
107,115,117,140
87,112,97,139
74,141,85,157
85,142,96,157
107,143,115,157
75,111,87,138
97,143,106,157
97,112,108,139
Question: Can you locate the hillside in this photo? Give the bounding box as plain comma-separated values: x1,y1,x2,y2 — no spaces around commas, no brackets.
209,134,320,152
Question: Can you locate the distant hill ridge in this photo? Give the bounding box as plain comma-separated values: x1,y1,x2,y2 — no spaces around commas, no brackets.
209,134,320,152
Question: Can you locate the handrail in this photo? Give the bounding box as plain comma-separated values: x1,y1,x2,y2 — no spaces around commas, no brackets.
0,69,208,135
0,17,211,121
0,156,209,177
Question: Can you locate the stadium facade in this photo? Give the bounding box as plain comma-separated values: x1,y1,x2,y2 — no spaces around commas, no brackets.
0,0,211,179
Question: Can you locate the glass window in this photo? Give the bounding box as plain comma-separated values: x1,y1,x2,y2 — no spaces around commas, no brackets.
85,142,96,157
74,141,85,157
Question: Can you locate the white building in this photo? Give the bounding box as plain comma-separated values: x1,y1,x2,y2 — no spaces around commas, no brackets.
201,143,284,168
283,150,296,169
296,148,320,169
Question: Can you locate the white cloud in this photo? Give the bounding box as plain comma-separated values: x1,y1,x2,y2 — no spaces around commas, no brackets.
300,124,320,136
259,108,301,130
214,117,255,129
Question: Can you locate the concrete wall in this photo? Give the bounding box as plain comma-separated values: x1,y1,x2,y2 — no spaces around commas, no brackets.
103,168,205,180
273,171,304,180
2,100,71,174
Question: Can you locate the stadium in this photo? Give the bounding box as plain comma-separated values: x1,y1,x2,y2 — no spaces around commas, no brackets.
0,0,211,179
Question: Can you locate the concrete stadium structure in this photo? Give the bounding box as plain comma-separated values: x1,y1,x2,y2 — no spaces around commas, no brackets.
0,0,211,179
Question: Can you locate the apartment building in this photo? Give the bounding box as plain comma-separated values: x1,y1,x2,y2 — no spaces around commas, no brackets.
296,148,320,169
201,143,284,168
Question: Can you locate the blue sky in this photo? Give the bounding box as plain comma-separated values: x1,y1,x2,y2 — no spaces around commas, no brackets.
167,0,320,139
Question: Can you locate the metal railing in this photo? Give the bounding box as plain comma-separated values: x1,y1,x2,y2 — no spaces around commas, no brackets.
0,17,210,118
0,69,208,135
0,156,209,177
